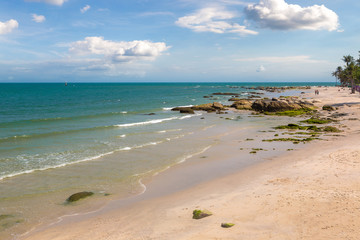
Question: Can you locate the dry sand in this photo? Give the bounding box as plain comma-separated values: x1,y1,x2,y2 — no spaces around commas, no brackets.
22,86,360,240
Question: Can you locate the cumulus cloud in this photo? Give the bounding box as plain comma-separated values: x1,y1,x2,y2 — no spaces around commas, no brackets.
69,36,169,63
176,7,258,35
245,0,339,31
81,5,91,14
0,19,19,35
26,0,68,6
32,14,46,23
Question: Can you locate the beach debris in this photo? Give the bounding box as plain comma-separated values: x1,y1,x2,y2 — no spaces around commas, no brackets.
66,191,94,203
192,209,212,219
221,223,235,228
322,105,336,111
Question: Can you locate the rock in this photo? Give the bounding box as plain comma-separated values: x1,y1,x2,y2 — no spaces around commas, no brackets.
179,108,195,114
192,209,212,219
251,98,313,112
221,223,235,228
192,102,225,112
212,102,224,109
330,113,348,118
212,92,239,96
145,113,155,115
192,103,215,112
231,99,253,110
66,191,94,203
322,105,336,111
228,97,241,101
203,96,210,98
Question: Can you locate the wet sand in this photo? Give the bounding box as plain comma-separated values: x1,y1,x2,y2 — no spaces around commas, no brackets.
22,86,360,240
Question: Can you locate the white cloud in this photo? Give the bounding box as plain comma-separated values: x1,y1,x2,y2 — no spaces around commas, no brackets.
235,55,325,64
32,14,46,23
256,65,265,72
69,36,169,63
245,0,339,31
26,0,68,6
0,19,19,35
81,5,91,14
176,7,258,35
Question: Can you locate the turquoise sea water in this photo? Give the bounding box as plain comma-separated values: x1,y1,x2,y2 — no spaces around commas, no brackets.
0,82,334,181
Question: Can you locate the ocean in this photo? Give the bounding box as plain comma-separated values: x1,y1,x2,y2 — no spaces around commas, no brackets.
0,82,334,238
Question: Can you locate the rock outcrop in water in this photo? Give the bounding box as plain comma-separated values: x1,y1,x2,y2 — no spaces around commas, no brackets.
66,191,94,203
172,102,226,114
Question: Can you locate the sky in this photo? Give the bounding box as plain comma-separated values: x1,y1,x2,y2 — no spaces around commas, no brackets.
0,0,359,82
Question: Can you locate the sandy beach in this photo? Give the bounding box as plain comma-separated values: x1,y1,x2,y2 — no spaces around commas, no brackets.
21,86,360,240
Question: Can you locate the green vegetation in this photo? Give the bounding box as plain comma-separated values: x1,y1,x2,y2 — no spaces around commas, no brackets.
221,223,235,228
192,209,213,219
300,118,332,124
332,53,360,93
284,132,319,137
249,151,257,154
323,126,341,132
0,215,12,221
263,137,318,144
245,138,254,141
264,109,314,117
275,124,318,131
287,149,294,151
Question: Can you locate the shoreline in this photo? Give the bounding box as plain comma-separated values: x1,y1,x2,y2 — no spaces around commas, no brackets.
17,86,360,239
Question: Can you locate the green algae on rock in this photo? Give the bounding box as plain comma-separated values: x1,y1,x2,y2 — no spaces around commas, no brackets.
221,223,235,228
300,118,333,124
192,209,213,219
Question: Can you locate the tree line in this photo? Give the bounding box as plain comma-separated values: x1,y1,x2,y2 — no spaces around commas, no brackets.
332,52,360,93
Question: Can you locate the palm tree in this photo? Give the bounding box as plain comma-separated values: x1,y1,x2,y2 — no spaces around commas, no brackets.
332,66,343,86
342,55,357,93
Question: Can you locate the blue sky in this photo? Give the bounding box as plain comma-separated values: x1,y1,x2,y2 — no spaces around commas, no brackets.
0,0,359,82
